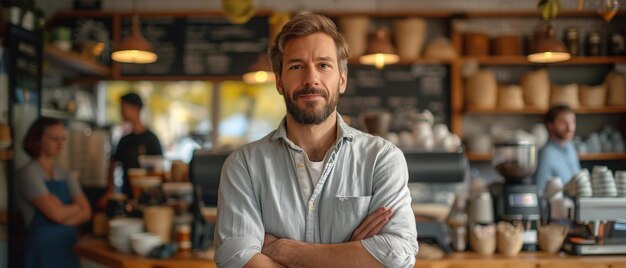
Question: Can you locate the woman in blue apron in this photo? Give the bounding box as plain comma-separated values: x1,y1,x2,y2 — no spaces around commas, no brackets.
17,117,92,268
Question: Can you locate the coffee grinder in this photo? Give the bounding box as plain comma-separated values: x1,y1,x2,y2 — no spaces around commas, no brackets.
490,139,541,251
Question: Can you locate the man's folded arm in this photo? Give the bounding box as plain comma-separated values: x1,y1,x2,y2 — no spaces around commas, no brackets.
215,152,277,268
263,145,418,268
360,144,419,268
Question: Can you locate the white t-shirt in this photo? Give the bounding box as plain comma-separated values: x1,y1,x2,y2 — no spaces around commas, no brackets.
305,157,324,187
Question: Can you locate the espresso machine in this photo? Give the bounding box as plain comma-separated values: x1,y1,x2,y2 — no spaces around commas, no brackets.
563,197,626,255
489,139,541,251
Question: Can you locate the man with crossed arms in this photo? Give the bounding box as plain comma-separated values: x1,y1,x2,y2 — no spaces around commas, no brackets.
215,13,418,268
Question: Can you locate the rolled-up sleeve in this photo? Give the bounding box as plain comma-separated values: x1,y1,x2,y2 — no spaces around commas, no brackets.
361,145,418,268
215,151,264,268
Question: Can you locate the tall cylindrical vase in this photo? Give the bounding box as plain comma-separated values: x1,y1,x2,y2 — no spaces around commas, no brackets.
393,17,427,61
339,16,370,60
144,206,174,243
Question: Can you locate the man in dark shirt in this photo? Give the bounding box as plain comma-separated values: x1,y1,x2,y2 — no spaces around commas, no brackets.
98,92,162,207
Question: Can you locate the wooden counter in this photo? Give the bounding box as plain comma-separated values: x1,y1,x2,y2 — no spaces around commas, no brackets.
74,238,216,268
76,237,626,268
414,252,626,268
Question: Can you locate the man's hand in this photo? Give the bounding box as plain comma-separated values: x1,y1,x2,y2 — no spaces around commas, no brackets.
351,207,392,241
261,233,289,267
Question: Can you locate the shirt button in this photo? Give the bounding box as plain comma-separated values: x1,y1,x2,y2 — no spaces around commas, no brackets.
298,162,305,168
308,204,315,212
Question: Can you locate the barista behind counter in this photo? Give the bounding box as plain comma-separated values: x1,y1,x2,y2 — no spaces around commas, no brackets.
98,93,163,207
533,105,580,193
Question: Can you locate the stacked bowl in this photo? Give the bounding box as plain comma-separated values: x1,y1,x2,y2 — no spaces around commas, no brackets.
591,166,617,197
565,169,592,197
615,171,626,197
130,232,162,257
109,218,144,253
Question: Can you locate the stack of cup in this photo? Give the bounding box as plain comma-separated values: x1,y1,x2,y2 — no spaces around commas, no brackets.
615,171,626,197
591,166,617,197
564,169,592,197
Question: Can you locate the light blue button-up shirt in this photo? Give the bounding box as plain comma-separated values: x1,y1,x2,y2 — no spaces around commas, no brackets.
215,115,418,268
534,139,581,193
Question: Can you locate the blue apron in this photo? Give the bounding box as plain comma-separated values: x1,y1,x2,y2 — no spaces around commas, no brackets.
24,180,79,268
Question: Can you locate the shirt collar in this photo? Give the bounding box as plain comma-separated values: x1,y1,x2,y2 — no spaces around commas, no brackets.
548,138,572,150
271,113,354,143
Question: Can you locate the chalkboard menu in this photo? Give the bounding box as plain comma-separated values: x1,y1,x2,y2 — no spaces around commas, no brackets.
120,16,269,76
339,64,450,129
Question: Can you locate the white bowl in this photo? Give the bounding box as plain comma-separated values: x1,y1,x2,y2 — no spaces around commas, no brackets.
130,232,162,257
162,182,193,196
109,218,144,229
131,176,162,189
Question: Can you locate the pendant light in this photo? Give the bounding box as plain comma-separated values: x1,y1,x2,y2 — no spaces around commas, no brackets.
527,23,571,63
359,27,400,69
111,1,157,64
242,53,275,84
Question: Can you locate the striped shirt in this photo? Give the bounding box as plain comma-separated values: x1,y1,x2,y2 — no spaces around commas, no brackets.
215,115,418,268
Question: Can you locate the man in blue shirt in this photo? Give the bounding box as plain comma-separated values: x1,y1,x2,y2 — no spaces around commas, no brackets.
534,105,580,193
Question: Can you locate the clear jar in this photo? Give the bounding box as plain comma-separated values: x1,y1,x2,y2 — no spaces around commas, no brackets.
564,27,580,56
587,31,602,56
610,32,625,56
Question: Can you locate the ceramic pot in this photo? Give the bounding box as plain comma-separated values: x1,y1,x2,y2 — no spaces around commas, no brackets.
423,37,456,59
466,69,497,109
606,71,626,106
393,17,427,60
522,69,550,109
579,84,606,107
497,84,524,109
339,16,370,60
551,83,579,109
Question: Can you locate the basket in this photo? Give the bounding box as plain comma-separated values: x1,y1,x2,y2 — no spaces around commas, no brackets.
538,224,569,254
606,71,626,106
470,224,496,255
497,84,524,109
551,83,579,109
579,84,606,107
496,221,524,256
466,69,497,109
522,69,550,109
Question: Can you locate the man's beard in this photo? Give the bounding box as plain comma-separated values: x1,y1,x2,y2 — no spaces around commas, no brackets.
555,130,573,141
283,85,338,125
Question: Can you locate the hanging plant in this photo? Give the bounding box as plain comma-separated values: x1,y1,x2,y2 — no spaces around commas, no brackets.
538,0,561,20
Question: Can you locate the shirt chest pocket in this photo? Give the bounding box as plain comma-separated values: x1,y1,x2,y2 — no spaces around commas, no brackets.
330,195,372,243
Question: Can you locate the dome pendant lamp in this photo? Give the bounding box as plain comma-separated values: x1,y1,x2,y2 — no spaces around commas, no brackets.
359,27,399,69
111,15,158,64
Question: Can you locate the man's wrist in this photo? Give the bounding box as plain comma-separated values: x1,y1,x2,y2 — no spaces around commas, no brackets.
272,238,305,266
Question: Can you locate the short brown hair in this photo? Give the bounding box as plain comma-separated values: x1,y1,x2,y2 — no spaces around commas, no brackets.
545,105,574,124
23,117,63,159
269,13,350,77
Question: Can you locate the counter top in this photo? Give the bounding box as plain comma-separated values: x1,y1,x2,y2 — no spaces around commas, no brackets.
76,237,626,268
74,238,216,268
414,251,626,268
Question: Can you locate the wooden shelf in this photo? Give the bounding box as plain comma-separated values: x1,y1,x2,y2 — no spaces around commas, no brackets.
349,58,454,66
462,56,626,65
466,106,626,115
0,149,13,161
460,10,626,18
468,152,626,161
579,153,626,161
44,45,111,77
467,152,492,161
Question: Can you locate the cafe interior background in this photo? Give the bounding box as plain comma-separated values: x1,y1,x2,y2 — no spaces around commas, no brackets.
1,0,626,267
